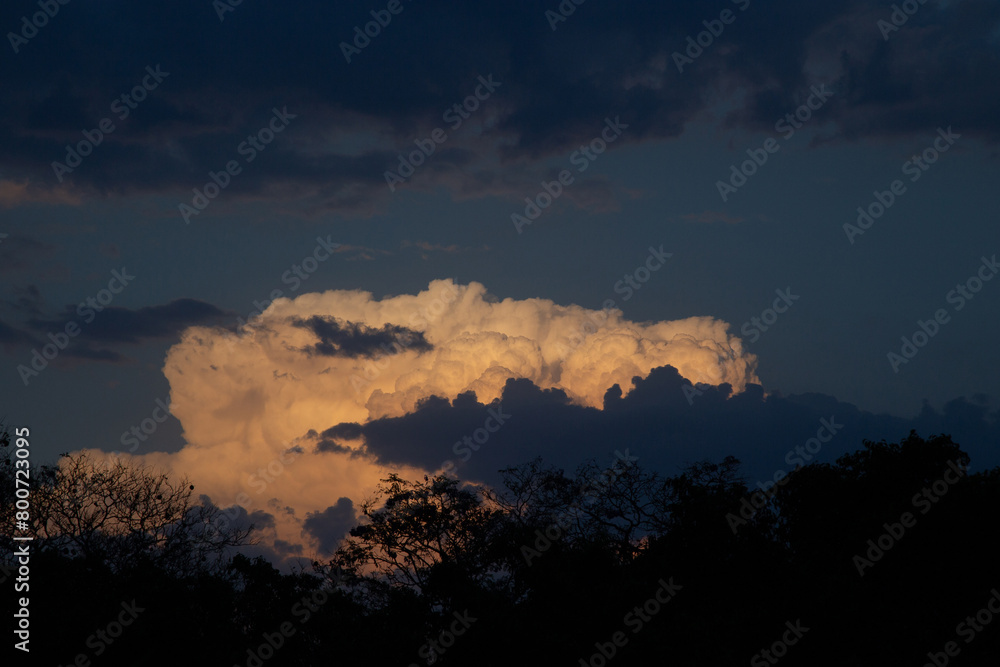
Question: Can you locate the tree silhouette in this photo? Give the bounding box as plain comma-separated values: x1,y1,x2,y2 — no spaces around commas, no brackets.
327,473,510,609
25,451,254,576
3,428,999,666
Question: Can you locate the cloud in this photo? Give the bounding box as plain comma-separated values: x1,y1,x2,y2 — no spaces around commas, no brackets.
400,240,490,261
290,316,432,358
303,498,356,556
0,296,231,368
329,367,1000,511
92,279,756,565
0,1,995,210
410,241,462,253
28,298,230,345
74,279,1000,567
329,244,392,261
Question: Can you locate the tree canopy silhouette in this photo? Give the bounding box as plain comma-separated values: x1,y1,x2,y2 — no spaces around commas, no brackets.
3,429,998,666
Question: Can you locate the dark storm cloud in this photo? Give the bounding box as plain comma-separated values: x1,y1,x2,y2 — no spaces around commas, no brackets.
0,317,128,363
314,439,355,455
246,509,276,531
216,506,318,569
319,366,1000,488
198,501,295,564
1,0,996,207
27,298,229,344
315,421,369,457
290,316,431,358
321,422,364,441
272,540,303,556
303,497,356,555
199,497,275,533
0,296,229,366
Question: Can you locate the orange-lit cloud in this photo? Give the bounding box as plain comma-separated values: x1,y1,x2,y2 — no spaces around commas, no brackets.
91,280,757,564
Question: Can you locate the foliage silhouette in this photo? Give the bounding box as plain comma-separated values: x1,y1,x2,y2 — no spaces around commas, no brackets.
2,429,998,666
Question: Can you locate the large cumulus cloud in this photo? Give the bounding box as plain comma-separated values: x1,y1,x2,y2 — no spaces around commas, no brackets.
75,279,1000,567
98,279,755,564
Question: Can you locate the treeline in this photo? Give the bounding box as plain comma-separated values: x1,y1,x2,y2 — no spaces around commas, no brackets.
2,431,999,666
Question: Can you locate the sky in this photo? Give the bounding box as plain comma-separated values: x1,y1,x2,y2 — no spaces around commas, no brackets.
2,0,999,565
